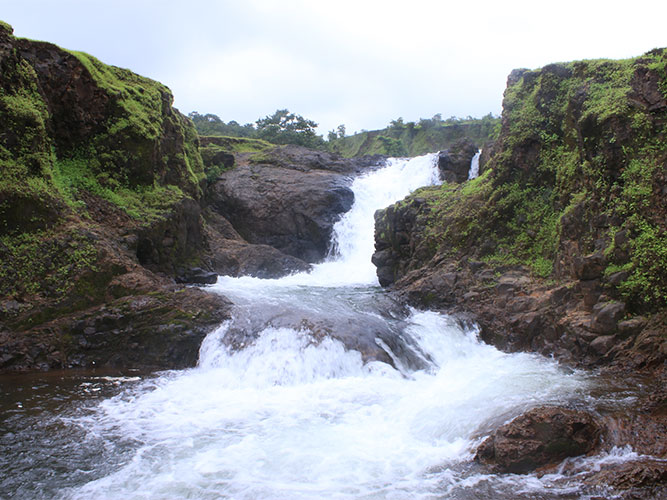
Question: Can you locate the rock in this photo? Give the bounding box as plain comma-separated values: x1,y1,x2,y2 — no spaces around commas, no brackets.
584,459,667,493
617,316,648,337
209,156,356,263
475,406,602,473
62,287,232,371
437,138,478,183
589,334,616,355
573,252,606,280
579,280,602,308
606,270,630,287
209,239,311,278
203,209,311,279
176,267,218,285
590,301,625,334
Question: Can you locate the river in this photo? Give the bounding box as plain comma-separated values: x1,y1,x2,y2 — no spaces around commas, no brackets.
0,154,637,499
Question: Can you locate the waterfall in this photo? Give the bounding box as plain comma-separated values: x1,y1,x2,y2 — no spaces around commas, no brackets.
468,149,482,179
23,154,593,500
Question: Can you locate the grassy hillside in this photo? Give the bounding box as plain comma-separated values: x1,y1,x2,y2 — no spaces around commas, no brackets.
330,115,500,157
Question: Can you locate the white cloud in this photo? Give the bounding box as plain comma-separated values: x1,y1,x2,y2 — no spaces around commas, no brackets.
2,0,666,134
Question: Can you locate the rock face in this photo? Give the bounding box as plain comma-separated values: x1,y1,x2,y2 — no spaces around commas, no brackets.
475,407,602,473
372,48,667,370
437,138,478,183
0,23,385,372
0,24,226,373
209,145,382,263
373,49,667,494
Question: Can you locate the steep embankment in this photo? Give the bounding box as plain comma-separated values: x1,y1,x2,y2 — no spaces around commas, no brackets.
374,50,667,488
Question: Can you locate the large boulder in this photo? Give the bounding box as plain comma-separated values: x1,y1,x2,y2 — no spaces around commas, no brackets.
209,149,359,263
437,138,478,183
475,406,602,473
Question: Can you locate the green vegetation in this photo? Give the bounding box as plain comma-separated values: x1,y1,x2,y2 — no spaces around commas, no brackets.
190,110,499,158
419,50,667,309
330,114,499,157
189,109,326,150
0,225,100,300
189,112,256,137
0,25,208,313
52,155,186,220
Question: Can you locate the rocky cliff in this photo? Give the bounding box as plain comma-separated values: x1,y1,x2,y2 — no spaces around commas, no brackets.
0,23,379,372
373,49,667,492
375,48,666,367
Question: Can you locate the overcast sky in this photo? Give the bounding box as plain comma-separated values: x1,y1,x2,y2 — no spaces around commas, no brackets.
2,0,666,134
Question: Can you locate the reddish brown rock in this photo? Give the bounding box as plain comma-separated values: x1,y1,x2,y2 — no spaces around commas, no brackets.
475,406,602,473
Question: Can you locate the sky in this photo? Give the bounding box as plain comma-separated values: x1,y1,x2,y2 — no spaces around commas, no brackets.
2,0,666,135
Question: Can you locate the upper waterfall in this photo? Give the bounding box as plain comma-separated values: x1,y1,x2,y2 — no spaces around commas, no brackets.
468,149,482,179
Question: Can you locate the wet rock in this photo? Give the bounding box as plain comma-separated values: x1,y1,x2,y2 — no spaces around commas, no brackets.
584,459,667,494
475,406,601,473
437,138,478,183
176,267,218,285
209,239,311,278
62,288,232,371
210,159,355,263
204,209,311,279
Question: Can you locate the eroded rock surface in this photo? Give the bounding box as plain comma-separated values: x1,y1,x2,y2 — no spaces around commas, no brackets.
475,406,602,473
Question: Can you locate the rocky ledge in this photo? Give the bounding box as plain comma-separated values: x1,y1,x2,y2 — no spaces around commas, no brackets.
373,49,667,496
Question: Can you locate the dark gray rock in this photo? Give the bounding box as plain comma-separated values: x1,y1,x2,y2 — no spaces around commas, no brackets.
590,301,626,334
209,160,355,263
437,138,478,183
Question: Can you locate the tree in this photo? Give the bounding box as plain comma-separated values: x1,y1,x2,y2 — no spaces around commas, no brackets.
255,109,325,149
336,124,346,138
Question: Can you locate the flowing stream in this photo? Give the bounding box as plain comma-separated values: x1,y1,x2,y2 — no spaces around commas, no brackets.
1,154,633,499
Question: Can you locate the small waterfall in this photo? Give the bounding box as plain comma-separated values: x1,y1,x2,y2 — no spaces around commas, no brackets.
467,149,482,179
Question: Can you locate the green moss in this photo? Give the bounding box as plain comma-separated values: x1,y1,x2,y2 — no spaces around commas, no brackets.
68,50,165,140
0,20,12,34
419,48,667,307
52,155,187,220
0,226,99,301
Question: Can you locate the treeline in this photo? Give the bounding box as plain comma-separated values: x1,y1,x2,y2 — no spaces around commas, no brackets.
189,110,500,157
329,113,500,157
188,109,325,150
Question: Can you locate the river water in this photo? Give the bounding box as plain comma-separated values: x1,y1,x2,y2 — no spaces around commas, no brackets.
0,155,639,499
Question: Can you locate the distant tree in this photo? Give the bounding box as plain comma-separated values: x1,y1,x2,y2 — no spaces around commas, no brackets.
377,135,407,157
336,124,346,138
327,130,338,142
389,117,405,130
188,111,256,137
255,109,325,149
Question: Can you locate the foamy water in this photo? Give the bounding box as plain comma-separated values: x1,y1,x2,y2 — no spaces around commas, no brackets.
2,154,603,499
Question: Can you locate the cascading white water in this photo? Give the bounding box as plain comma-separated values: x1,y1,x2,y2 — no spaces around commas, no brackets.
59,154,593,500
468,149,481,180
